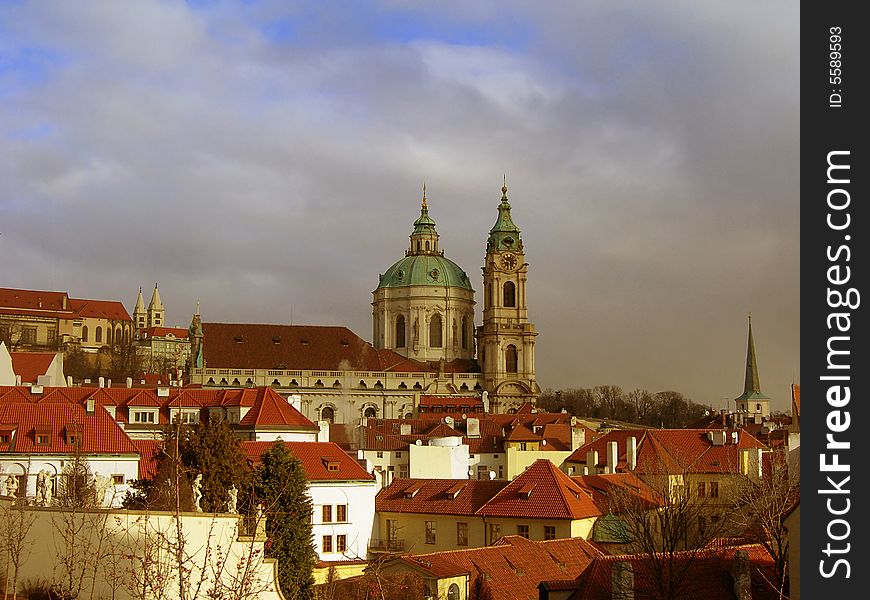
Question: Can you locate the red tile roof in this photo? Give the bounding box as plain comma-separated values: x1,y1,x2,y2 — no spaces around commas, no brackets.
504,423,541,442
478,460,603,520
141,327,189,339
237,388,319,429
0,288,69,311
132,439,164,479
635,429,766,476
396,535,602,600
376,478,508,515
68,298,132,321
10,352,56,384
565,429,646,469
0,402,138,455
564,543,779,600
571,473,662,512
242,441,373,481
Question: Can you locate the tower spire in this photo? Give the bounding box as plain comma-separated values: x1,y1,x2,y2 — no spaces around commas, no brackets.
736,313,769,401
422,182,427,209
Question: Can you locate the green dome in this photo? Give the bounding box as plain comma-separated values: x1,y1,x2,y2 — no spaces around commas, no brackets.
377,254,474,291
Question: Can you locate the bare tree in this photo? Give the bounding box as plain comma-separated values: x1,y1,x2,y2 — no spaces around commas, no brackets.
1,498,36,600
730,448,797,597
609,453,733,600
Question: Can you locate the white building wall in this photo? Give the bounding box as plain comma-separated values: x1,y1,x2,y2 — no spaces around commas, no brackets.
409,444,470,479
309,480,377,561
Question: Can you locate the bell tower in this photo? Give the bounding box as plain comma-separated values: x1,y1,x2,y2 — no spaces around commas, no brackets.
476,180,538,412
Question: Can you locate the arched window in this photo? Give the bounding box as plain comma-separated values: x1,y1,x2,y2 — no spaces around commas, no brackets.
116,327,123,346
506,345,518,373
363,406,377,418
429,314,442,347
395,315,406,348
82,326,89,342
461,316,468,349
447,583,460,600
321,406,335,423
95,327,102,344
417,241,421,251
107,327,114,346
503,281,516,307
425,240,430,251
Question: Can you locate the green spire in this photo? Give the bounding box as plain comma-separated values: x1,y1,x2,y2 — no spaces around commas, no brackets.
412,183,437,231
487,177,522,253
409,183,440,255
735,314,769,401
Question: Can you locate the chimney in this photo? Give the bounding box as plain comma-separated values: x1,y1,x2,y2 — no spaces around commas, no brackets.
107,379,112,388
611,561,634,600
67,375,73,386
126,377,133,388
571,426,585,451
98,376,105,388
730,550,752,600
626,436,637,470
586,450,599,473
400,423,412,436
606,440,618,474
15,375,22,386
481,391,489,413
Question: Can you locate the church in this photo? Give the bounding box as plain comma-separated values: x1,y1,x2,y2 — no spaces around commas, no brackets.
187,182,539,422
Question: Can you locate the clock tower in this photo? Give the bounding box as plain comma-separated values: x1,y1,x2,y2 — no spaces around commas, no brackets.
476,180,538,412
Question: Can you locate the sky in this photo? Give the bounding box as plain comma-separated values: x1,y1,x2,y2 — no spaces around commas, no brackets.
0,1,799,412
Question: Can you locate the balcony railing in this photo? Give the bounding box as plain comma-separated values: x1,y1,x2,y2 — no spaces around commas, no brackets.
368,538,405,552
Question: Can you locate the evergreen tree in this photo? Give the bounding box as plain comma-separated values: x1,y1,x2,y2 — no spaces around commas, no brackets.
255,440,316,600
186,416,250,513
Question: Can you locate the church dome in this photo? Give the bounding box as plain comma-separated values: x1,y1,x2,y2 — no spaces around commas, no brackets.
377,254,474,291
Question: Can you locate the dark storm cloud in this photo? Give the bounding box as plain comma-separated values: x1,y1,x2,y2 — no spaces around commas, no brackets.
0,1,798,409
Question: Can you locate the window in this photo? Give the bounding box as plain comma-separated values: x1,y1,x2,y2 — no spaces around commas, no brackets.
133,411,156,424
0,434,9,444
112,474,124,485
709,481,719,498
425,521,436,544
544,526,556,540
336,534,347,553
322,535,333,553
517,525,529,539
376,451,383,458
477,465,488,480
107,327,113,346
488,523,502,545
95,327,102,344
697,482,706,498
36,434,50,445
22,327,37,345
457,522,469,546
506,345,518,373
429,314,442,347
337,504,347,522
320,406,335,423
322,505,333,523
503,281,516,307
756,403,762,411
461,316,468,349
447,583,460,600
395,451,402,458
82,325,89,342
47,327,57,346
396,315,406,348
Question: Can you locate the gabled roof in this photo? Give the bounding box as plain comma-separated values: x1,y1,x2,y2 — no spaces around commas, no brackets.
477,459,602,520
242,441,373,482
394,535,602,600
0,402,138,455
425,422,463,438
0,287,69,311
132,439,163,480
504,422,541,442
376,478,508,515
565,429,646,468
68,298,132,321
141,327,189,339
563,543,778,600
10,352,56,384
238,388,318,429
635,429,765,475
203,322,442,372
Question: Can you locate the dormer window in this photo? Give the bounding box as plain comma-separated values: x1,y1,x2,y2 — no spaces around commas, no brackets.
517,483,535,499
36,434,50,446
322,458,341,472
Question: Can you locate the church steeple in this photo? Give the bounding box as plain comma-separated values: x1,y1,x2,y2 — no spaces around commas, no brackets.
146,283,165,328
736,314,769,401
487,178,522,253
133,287,146,331
408,183,441,256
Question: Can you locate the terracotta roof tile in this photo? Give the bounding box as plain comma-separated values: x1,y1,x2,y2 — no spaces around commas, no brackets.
10,352,56,384
0,287,70,311
243,441,373,481
238,388,318,429
504,422,541,442
141,327,189,339
68,298,132,321
478,460,602,520
376,478,509,515
397,536,602,600
132,439,163,480
0,402,138,455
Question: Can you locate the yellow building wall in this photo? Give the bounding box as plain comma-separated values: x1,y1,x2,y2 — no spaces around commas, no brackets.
378,511,486,553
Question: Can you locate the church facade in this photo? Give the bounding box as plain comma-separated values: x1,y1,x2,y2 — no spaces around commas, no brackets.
188,182,539,421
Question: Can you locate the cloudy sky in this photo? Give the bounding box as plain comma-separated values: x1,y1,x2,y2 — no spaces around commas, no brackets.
0,1,799,411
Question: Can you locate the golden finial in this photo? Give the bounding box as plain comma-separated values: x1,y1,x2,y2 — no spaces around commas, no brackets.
422,182,427,209
501,174,508,198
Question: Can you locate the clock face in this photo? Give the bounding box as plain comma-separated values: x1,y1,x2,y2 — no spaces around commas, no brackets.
500,253,517,271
